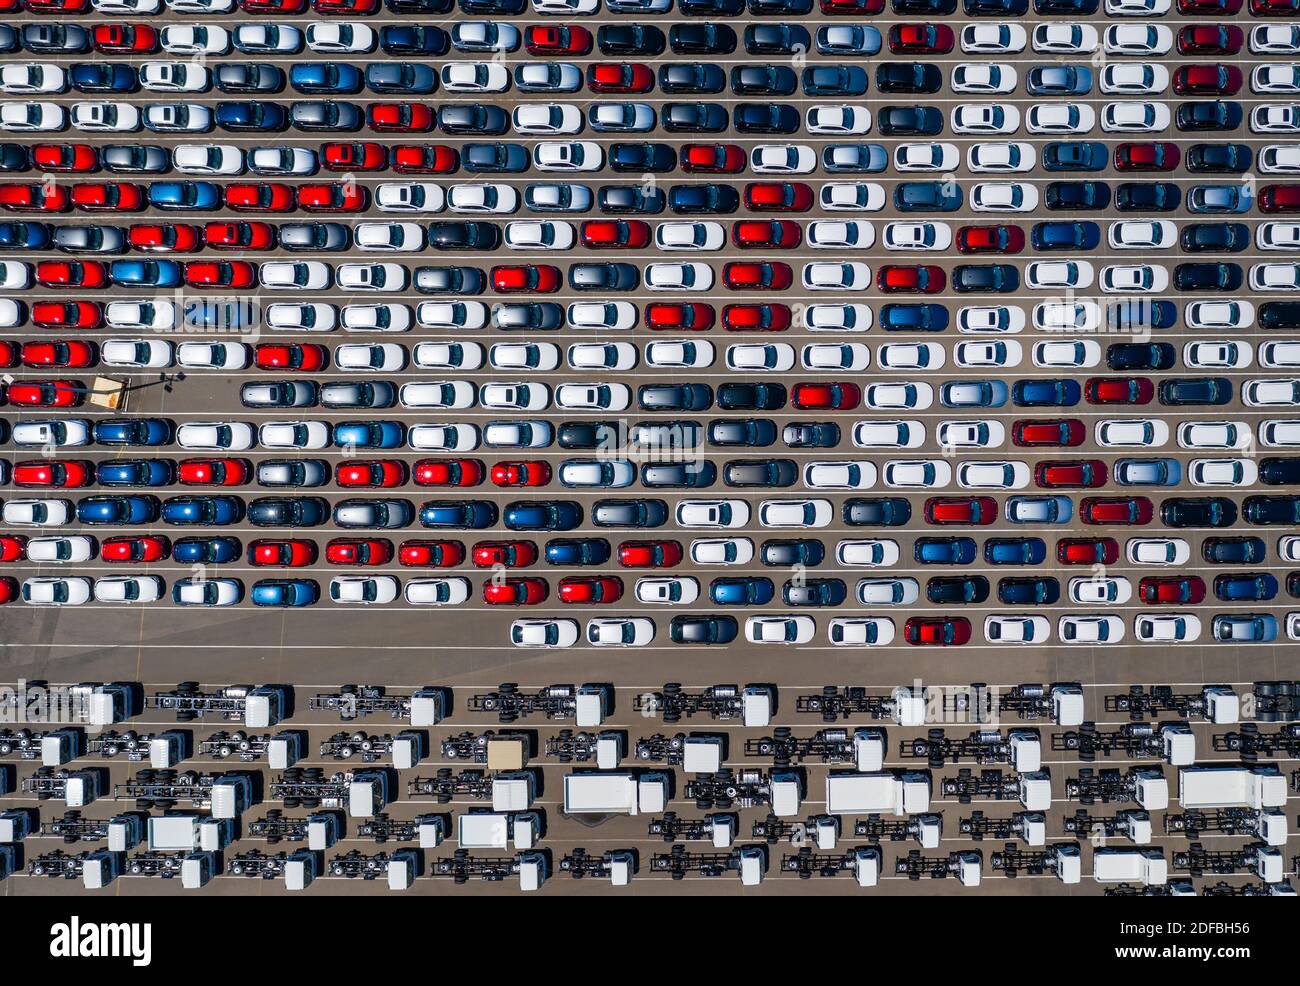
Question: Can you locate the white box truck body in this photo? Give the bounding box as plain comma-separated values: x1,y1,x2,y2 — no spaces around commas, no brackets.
1178,765,1287,809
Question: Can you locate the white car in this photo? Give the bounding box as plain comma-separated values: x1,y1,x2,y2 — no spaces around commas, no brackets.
1250,263,1300,291
140,62,209,92
1100,65,1169,95
646,340,714,368
177,341,251,370
1059,615,1126,644
22,578,93,606
440,62,509,92
3,500,72,527
101,339,175,368
1260,342,1300,368
1033,302,1101,333
355,222,425,252
635,577,700,605
336,263,408,293
173,578,241,607
142,103,211,132
554,382,630,411
957,461,1030,489
1105,23,1172,54
1178,421,1251,450
937,420,1005,448
0,64,67,94
820,182,886,211
414,341,485,370
955,340,1022,368
950,64,1017,94
248,147,317,176
805,304,873,332
1254,65,1300,94
1260,144,1300,173
558,459,635,488
1189,459,1258,487
690,538,753,565
176,421,256,451
12,420,91,448
1100,102,1170,133
335,343,407,373
258,420,330,451
967,142,1035,173
952,104,1020,134
985,616,1050,645
342,304,411,334
758,499,832,528
750,144,816,174
806,105,872,135
807,220,874,250
971,182,1039,212
94,576,165,604
1244,379,1300,407
802,262,871,291
677,500,750,529
1097,419,1169,448
587,618,655,647
1108,221,1176,249
161,24,230,54
645,262,713,293
883,459,951,489
408,423,480,452
71,102,139,132
1034,340,1102,368
1026,261,1094,290
1100,264,1166,294
532,141,603,172
1253,24,1300,54
1135,614,1202,644
173,143,243,175
746,616,816,645
1033,22,1098,54
26,536,95,563
959,306,1025,334
330,576,399,606
1025,104,1095,134
836,539,900,567
0,102,65,131
504,221,576,251
376,183,445,214
804,461,877,490
961,23,1026,53
267,303,337,333
510,619,579,648
568,342,638,370
829,618,895,647
1184,341,1252,369
416,302,488,332
567,302,638,331
882,222,951,251
1258,222,1300,250
654,222,725,252
404,578,471,606
260,261,332,291
894,143,959,172
1105,0,1170,15
856,579,920,606
803,342,871,371
727,343,794,373
853,420,926,448
1281,536,1300,563
447,183,518,214
863,382,933,410
1126,538,1190,566
1263,420,1300,446
479,382,551,412
399,381,476,410
513,103,584,135
878,342,943,370
1253,105,1300,134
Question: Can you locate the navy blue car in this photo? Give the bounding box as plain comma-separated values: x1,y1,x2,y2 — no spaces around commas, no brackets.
502,500,582,531
914,537,977,565
215,101,289,132
984,538,1048,565
894,182,962,212
77,495,160,526
880,303,948,332
70,63,139,93
1031,221,1101,251
161,496,244,527
998,577,1061,605
93,418,174,446
252,579,320,607
1012,379,1082,407
1214,574,1279,602
96,460,176,487
544,538,611,566
1042,142,1108,172
172,537,241,565
420,500,500,529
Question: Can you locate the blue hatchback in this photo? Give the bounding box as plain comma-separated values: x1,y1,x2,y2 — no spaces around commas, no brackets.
77,495,160,526
1012,379,1082,407
252,579,320,607
333,421,406,450
110,259,184,288
70,63,139,93
984,538,1048,565
544,538,611,565
149,182,220,211
420,500,499,529
215,100,289,132
710,577,776,605
161,496,244,526
1042,142,1108,172
290,62,364,94
914,537,977,565
93,418,175,446
96,459,176,487
880,303,948,332
172,537,241,564
503,500,582,531
1031,221,1101,251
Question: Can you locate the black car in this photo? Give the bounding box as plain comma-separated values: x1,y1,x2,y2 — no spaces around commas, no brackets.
558,421,624,450
844,498,912,527
734,104,800,134
1261,302,1300,330
1181,223,1249,253
599,24,666,55
782,422,840,447
1115,182,1179,212
969,0,1027,10
1185,143,1252,174
463,142,529,173
953,264,1019,293
660,63,726,93
669,184,740,213
1108,300,1178,332
414,266,485,295
876,63,942,94
744,23,811,54
642,462,717,489
1161,497,1237,528
438,105,509,135
1175,100,1243,132
1243,496,1300,526
381,25,450,55
1032,0,1093,10
1045,181,1110,211
761,539,825,566
670,615,739,645
802,65,870,96
609,142,676,173
717,383,787,411
679,0,745,12
1203,537,1267,564
568,262,639,291
784,579,848,607
592,498,669,528
723,459,798,487
877,105,943,135
896,0,957,10
1107,342,1176,371
731,65,798,95
670,23,738,54
708,418,778,447
247,497,330,528
428,222,501,251
638,384,714,412
663,102,729,133
997,577,1060,605
1159,377,1231,406
1174,262,1242,292
0,144,28,173
928,575,990,605
597,185,666,214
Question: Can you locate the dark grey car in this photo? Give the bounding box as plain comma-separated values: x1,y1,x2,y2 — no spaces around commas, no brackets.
102,144,170,174
366,63,437,94
255,460,330,488
637,384,714,412
290,100,362,132
214,64,285,94
320,382,397,409
279,223,350,252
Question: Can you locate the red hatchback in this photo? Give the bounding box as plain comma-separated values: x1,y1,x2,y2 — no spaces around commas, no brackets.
224,183,294,213
526,24,593,55
414,459,485,487
1035,459,1108,489
587,63,654,93
1085,377,1154,405
1259,185,1300,213
732,220,802,249
889,23,954,54
249,540,317,567
31,302,101,330
7,380,81,407
31,144,98,173
1012,419,1085,447
1056,538,1119,565
71,183,143,212
681,144,746,174
399,540,465,568
185,261,257,289
957,225,1025,254
0,536,26,562
337,460,407,488
925,497,997,526
0,183,69,212
1177,24,1244,55
744,182,814,212
296,183,367,212
1115,142,1180,172
325,539,393,566
92,23,158,52
491,265,560,293
490,461,551,488
581,219,651,249
130,224,202,253
722,261,793,290
177,459,250,486
559,576,623,604
254,344,328,372
647,302,714,331
101,536,169,563
38,261,107,290
1172,64,1242,96
205,222,275,250
472,541,538,568
13,460,93,488
877,265,945,293
484,578,548,605
723,304,791,331
1080,497,1154,525
1139,576,1207,605
618,540,683,568
21,341,97,369
392,145,459,174
368,103,435,133
322,142,387,172
791,381,860,410
904,616,971,646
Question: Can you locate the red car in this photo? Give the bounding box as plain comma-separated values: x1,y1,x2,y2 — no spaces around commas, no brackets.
491,265,560,293
722,261,793,290
1259,185,1300,213
100,536,169,563
1177,24,1244,55
681,143,746,174
415,458,485,487
1252,0,1300,12
6,380,81,407
30,144,98,173
1035,459,1108,489
24,0,92,13
177,458,250,486
925,497,997,526
254,344,328,372
648,302,714,331
904,616,971,646
472,540,538,568
185,261,257,289
130,224,202,253
1080,496,1154,525
732,220,802,249
526,24,593,55
0,536,27,562
239,0,310,11
484,578,548,605
205,222,276,251
618,540,683,567
368,103,435,133
250,539,317,567
723,304,791,331
956,225,1024,254
1172,64,1242,96
1012,419,1085,447
587,63,654,93
321,142,387,172
12,459,93,488
490,461,551,487
31,302,101,330
1085,377,1154,405
21,341,97,368
224,183,295,213
296,183,367,212
0,183,69,212
1056,538,1119,565
399,540,464,568
889,23,954,54
744,182,814,212
821,0,885,12
0,341,17,367
325,539,393,566
1115,142,1180,172
0,577,15,605
877,265,945,293
311,0,380,13
37,261,108,290
91,23,158,53
71,183,144,212
559,576,622,604
391,145,459,175
337,460,408,488
791,381,860,410
1139,576,1207,605
581,219,651,249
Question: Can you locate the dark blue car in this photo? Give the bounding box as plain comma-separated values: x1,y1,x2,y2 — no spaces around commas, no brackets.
110,259,184,288
1214,573,1278,602
1031,221,1101,251
503,500,582,531
149,182,221,211
985,538,1048,565
999,577,1061,605
333,421,406,450
290,62,364,94
0,222,52,250
914,537,977,565
172,537,241,564
77,495,160,526
93,418,174,446
710,577,776,605
1012,379,1082,407
161,496,244,526
96,459,176,487
880,303,948,332
545,538,611,565
420,500,499,529
252,579,320,607
70,63,139,93
381,25,451,55
1042,142,1108,172
215,100,289,132
894,182,962,212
